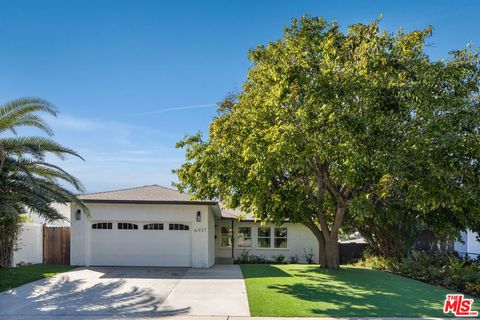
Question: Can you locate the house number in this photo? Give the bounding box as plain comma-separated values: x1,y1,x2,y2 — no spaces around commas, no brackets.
194,228,206,232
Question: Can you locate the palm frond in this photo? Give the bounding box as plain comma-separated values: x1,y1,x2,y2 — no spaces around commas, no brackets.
1,136,85,160
0,97,57,135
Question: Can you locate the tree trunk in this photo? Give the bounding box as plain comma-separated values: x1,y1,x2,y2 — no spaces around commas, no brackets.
304,218,327,266
0,217,22,268
324,235,340,269
318,234,327,267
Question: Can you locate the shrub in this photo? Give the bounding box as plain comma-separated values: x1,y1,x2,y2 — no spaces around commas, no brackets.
272,254,286,264
237,250,251,264
303,248,315,264
289,255,299,264
355,251,480,298
235,251,269,264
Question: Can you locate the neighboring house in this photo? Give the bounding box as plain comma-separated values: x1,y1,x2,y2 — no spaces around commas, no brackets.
14,203,70,266
70,185,319,268
454,230,480,259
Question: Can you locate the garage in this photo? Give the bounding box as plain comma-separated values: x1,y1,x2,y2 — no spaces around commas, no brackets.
70,185,219,268
89,221,192,267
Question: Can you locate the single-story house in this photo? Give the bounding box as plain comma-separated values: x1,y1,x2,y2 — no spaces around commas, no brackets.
71,185,319,268
454,230,480,259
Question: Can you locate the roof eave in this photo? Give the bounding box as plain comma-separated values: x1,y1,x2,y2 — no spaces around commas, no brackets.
79,199,218,206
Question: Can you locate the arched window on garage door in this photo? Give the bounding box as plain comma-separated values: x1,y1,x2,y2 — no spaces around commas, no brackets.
92,222,112,229
118,222,138,230
143,223,164,230
169,223,189,231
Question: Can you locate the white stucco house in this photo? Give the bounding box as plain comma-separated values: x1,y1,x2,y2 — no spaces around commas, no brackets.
454,230,480,259
70,185,319,268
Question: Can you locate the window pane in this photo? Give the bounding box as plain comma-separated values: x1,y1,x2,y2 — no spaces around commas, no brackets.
274,238,288,248
258,238,271,248
275,228,287,238
238,238,252,247
221,236,232,248
237,227,251,247
145,223,165,230
221,227,232,235
258,227,270,237
220,227,232,248
238,227,251,237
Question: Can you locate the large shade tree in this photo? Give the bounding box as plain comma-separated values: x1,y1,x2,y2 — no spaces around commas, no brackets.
175,17,480,269
0,98,85,267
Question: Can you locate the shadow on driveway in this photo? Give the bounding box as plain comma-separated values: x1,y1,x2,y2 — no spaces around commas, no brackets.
0,268,189,318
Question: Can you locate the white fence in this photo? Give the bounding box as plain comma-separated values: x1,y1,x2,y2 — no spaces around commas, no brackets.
13,223,43,266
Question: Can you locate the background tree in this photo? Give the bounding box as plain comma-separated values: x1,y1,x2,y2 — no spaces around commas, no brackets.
175,17,480,268
0,98,86,267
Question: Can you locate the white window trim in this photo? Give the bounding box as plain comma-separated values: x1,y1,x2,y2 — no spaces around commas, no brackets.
274,227,288,249
220,226,233,248
257,227,272,248
236,226,252,248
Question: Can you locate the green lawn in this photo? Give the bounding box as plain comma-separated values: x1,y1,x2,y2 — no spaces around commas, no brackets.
0,264,75,292
241,264,461,318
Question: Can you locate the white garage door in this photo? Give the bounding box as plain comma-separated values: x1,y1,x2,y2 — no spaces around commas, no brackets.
89,222,192,267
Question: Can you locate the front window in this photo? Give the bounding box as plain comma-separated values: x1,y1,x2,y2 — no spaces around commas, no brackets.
237,227,252,247
258,227,271,248
274,227,288,248
220,227,233,248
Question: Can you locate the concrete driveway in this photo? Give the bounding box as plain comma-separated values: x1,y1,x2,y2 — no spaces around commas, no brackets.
0,265,250,318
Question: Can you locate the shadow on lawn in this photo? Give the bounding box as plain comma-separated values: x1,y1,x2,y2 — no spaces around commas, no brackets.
0,275,189,317
268,266,451,318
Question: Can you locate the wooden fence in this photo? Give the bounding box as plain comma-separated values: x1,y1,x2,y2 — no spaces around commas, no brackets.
339,243,367,264
43,225,70,265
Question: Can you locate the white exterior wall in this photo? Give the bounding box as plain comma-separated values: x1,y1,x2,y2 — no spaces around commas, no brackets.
216,220,319,263
455,230,480,259
207,207,216,267
70,203,214,268
13,223,43,265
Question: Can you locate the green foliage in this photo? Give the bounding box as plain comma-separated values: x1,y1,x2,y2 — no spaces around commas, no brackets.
0,97,86,267
356,251,480,297
175,16,480,267
272,254,286,264
0,216,23,268
236,250,299,264
235,251,269,264
289,255,299,264
303,248,315,264
0,98,86,221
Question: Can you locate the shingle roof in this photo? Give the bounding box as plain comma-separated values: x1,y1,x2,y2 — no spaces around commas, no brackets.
219,204,256,221
78,185,257,220
78,185,215,204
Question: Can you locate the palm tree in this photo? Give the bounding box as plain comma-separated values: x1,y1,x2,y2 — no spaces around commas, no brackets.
0,97,86,267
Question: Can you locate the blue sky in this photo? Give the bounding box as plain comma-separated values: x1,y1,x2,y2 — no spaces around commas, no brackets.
1,0,479,192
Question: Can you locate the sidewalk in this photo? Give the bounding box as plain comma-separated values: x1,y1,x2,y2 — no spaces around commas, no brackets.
0,316,453,320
